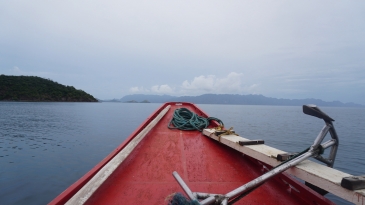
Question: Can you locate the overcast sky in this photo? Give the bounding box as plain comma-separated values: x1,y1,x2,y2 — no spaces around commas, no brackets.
1,1,364,104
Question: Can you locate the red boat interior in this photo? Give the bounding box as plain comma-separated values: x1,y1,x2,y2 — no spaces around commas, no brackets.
51,102,334,205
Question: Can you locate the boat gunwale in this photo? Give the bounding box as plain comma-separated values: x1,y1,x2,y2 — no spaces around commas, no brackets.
49,102,187,205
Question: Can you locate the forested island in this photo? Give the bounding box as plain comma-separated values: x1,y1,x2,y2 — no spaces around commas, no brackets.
0,75,98,102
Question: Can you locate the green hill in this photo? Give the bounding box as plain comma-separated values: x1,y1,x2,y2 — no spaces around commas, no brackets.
0,75,98,102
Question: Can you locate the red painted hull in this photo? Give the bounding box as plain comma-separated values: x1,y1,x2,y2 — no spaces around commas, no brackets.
50,102,334,205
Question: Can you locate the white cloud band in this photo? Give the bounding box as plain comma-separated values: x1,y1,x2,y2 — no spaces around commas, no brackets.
129,72,258,96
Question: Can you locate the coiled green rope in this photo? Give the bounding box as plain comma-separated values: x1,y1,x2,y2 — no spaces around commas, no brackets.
168,108,224,132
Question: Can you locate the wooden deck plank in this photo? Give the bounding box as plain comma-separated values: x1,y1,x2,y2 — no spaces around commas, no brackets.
203,128,365,205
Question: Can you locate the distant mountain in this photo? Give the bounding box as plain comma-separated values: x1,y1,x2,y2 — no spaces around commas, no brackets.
174,94,364,107
117,94,363,107
125,100,138,103
100,98,122,102
120,94,174,103
0,75,98,102
122,100,150,103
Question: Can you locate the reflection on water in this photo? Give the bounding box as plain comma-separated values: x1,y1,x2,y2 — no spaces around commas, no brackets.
0,102,364,205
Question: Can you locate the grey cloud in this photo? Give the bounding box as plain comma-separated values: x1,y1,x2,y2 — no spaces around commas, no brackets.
0,1,364,104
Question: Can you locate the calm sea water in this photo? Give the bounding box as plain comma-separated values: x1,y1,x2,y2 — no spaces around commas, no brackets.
0,102,364,205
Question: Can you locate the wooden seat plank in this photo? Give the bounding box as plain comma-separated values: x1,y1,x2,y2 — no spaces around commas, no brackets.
202,128,365,205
